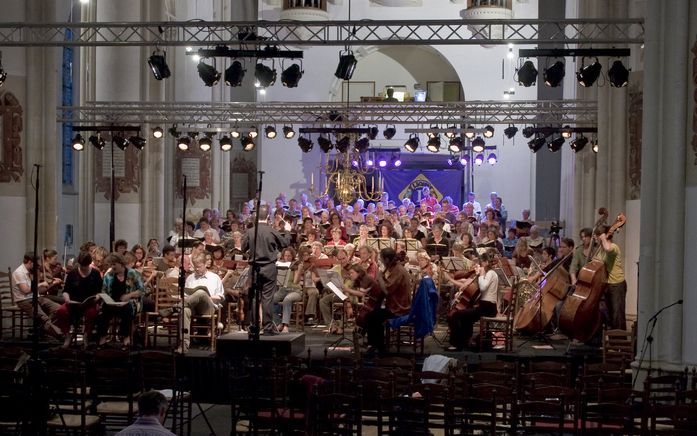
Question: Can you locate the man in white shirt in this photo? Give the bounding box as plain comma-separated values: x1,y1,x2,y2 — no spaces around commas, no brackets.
116,390,175,436
467,192,482,219
180,253,224,353
12,252,62,338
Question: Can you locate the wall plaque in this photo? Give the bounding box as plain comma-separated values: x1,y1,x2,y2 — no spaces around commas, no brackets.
175,147,210,205
95,140,141,200
0,91,24,183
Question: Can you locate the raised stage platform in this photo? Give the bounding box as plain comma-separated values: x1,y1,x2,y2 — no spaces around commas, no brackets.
215,331,306,358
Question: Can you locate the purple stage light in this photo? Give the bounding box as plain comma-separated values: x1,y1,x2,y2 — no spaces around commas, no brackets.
393,158,402,167
474,153,484,166
366,159,374,166
378,159,387,168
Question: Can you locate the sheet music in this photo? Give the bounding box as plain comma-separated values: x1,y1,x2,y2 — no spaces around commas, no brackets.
276,267,291,288
326,282,348,301
234,267,250,288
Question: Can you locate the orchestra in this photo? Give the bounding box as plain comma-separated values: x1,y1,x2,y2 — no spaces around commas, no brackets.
15,188,627,355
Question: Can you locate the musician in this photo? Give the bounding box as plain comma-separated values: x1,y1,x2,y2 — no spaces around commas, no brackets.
96,253,144,348
467,192,483,220
159,245,180,278
481,208,500,235
528,247,557,284
593,225,627,330
364,248,411,356
273,247,303,333
317,249,354,333
415,250,440,290
353,225,370,248
241,204,291,335
146,238,162,257
511,237,533,272
446,252,498,351
450,242,474,270
176,253,225,352
378,223,396,248
357,245,378,279
90,246,108,277
221,209,238,233
425,223,451,260
502,228,518,259
55,251,102,347
41,249,65,297
569,228,593,285
114,239,129,255
131,245,147,269
12,252,63,339
326,227,347,247
325,212,348,241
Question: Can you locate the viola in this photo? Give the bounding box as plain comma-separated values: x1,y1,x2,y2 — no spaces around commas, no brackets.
355,277,384,329
558,213,626,342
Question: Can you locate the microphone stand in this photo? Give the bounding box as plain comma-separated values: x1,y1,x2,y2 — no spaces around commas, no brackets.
177,176,187,352
633,299,683,389
248,171,264,342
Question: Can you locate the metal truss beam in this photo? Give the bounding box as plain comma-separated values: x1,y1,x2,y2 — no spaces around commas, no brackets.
58,100,597,127
0,19,643,47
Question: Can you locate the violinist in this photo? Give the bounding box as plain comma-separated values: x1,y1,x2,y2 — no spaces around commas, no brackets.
131,244,147,269
317,249,354,333
445,252,498,351
146,238,162,257
593,225,627,330
273,247,303,333
159,245,180,278
357,246,378,279
363,248,411,356
527,247,557,284
415,250,440,290
41,249,65,297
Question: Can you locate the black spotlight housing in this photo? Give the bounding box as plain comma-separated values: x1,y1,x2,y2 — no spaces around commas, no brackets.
367,126,379,140
464,126,476,140
224,60,246,87
198,135,212,151
570,135,589,153
241,136,256,151
248,127,258,139
152,127,164,139
504,125,519,139
297,136,313,153
383,125,396,140
576,57,602,87
335,136,351,153
608,60,630,88
177,136,191,151
517,60,538,87
355,137,370,153
283,126,295,139
0,51,6,87
528,136,546,153
264,125,277,139
255,62,277,87
448,137,464,153
483,125,495,138
72,134,85,151
113,135,128,150
471,137,486,153
148,50,171,80
334,50,358,80
318,135,333,153
404,134,420,153
547,135,565,152
426,135,441,153
522,126,535,138
89,134,105,150
219,136,233,151
197,61,221,87
544,60,565,87
128,135,147,150
281,63,303,88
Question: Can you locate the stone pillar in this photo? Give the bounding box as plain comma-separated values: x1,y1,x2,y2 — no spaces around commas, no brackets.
636,0,691,375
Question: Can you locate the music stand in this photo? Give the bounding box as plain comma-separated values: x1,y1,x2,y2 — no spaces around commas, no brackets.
324,282,353,351
367,238,393,252
426,243,449,259
441,256,466,271
399,238,420,252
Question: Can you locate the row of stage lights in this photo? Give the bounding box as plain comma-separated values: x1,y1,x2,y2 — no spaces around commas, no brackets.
71,133,146,151
516,57,630,88
526,133,599,154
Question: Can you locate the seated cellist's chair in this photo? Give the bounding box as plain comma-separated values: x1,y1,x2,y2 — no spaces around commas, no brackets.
478,278,523,352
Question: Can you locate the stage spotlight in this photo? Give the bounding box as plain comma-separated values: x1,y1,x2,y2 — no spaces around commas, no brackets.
334,50,358,80
241,136,256,152
336,136,351,153
224,60,246,87
404,134,420,153
196,134,211,151
281,63,303,88
460,155,470,166
383,125,396,140
282,126,295,139
264,126,277,139
378,157,387,168
483,125,495,138
471,137,485,153
89,134,105,150
366,159,374,167
561,125,573,139
148,49,171,80
608,60,629,88
447,157,454,166
474,153,484,166
248,127,258,139
487,153,497,165
576,57,601,87
71,134,85,151
219,136,233,151
354,137,370,153
445,127,456,139
547,135,565,152
367,126,379,140
231,128,241,139
569,135,588,153
352,160,359,167
318,135,333,153
297,136,313,153
528,136,546,153
392,156,402,167
197,61,221,87
255,62,277,88
448,137,464,153
152,127,164,139
517,60,538,87
522,126,535,138
544,60,565,87
592,139,599,153
177,136,191,151
504,125,518,139
426,135,441,153
464,126,476,140
113,135,128,150
129,135,147,150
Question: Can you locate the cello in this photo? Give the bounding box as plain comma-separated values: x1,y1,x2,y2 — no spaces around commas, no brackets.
558,213,626,342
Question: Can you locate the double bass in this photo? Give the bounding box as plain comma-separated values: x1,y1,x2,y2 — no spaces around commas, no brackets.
446,268,480,319
558,213,626,342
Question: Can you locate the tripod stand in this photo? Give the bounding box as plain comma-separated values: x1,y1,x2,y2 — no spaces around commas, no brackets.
327,299,354,351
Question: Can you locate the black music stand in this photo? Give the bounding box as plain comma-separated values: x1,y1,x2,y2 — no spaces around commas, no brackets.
325,283,353,351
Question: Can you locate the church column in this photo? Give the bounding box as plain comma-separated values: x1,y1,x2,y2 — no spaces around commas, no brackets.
636,0,689,375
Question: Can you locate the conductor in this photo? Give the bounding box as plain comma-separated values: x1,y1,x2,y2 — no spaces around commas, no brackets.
242,204,291,335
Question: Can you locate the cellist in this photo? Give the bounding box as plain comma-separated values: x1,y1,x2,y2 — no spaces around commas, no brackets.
592,225,627,330
445,252,498,351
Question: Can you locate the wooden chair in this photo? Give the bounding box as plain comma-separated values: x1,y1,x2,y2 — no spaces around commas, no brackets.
291,300,305,330
603,328,635,366
144,276,180,348
311,392,362,436
139,350,191,435
478,277,520,352
0,268,27,339
0,368,28,433
190,306,221,351
90,349,141,431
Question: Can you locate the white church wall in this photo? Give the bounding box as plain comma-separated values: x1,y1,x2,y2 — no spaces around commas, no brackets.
625,198,640,317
